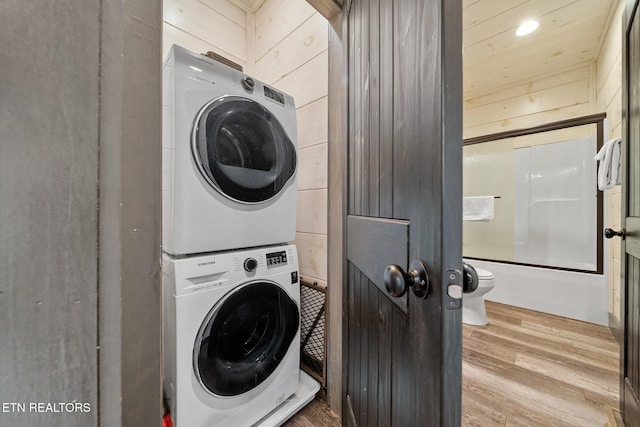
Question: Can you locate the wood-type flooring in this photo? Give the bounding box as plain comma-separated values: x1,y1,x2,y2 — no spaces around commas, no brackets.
463,301,619,426
283,392,342,427
284,301,620,427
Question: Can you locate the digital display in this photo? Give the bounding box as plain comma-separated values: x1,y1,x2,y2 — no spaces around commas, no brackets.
266,250,287,268
264,86,285,105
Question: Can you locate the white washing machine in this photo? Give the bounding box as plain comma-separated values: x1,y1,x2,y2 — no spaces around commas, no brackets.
163,45,298,256
163,245,301,427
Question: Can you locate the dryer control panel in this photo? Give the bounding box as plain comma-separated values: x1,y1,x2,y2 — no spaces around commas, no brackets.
263,86,285,105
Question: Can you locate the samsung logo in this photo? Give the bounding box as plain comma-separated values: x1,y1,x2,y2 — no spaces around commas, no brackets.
197,261,216,267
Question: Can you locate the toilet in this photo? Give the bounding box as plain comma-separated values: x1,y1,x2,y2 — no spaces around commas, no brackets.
462,266,495,326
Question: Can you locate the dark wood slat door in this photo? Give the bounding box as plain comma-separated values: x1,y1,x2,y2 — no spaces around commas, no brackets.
344,0,462,426
622,1,640,425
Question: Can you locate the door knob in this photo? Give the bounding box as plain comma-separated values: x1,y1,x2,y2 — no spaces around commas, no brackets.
604,228,625,239
384,260,430,298
462,262,478,293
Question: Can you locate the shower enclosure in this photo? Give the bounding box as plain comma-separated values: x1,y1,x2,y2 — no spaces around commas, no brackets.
463,114,608,324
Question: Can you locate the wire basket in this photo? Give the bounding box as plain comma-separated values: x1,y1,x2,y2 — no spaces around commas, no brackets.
299,278,326,387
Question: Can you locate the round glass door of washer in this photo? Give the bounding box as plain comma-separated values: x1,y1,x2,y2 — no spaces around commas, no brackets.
194,282,300,397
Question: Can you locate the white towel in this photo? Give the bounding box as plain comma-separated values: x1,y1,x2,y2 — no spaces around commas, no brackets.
594,138,621,190
463,196,495,221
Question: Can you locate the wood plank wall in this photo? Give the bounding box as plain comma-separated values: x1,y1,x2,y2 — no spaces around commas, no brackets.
253,0,330,290
463,65,595,140
163,0,247,66
597,0,625,325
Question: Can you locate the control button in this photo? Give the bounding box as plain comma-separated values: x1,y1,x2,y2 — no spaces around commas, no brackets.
244,257,258,272
241,76,255,92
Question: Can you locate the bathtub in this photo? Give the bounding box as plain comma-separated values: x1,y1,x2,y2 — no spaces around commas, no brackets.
464,259,609,326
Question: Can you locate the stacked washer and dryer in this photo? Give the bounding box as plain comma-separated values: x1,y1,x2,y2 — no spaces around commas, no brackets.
162,45,318,427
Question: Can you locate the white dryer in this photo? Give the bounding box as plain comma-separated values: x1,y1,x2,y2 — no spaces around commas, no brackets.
163,45,298,256
163,245,301,427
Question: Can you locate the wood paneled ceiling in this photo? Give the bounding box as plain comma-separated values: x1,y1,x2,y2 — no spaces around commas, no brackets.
228,0,265,12
463,0,617,100
231,0,617,103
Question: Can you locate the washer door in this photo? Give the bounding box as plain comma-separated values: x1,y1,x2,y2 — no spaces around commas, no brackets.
192,95,297,204
194,281,299,397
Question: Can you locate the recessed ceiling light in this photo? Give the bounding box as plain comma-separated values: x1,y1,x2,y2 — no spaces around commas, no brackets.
516,20,539,37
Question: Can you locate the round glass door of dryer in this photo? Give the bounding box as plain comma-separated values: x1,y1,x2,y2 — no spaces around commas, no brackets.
192,96,297,203
194,282,299,397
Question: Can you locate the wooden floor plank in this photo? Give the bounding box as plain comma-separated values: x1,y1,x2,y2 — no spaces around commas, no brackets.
465,347,590,406
462,386,508,427
465,353,608,426
462,301,619,427
285,301,619,427
283,394,342,427
473,307,619,372
514,352,618,401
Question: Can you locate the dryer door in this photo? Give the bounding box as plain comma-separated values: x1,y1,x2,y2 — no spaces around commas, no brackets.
194,281,299,397
192,95,297,204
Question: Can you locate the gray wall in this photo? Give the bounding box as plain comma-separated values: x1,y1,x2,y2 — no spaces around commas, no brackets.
99,0,163,425
0,0,161,425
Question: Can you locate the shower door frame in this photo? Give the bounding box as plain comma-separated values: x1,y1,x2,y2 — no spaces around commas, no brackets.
463,112,607,275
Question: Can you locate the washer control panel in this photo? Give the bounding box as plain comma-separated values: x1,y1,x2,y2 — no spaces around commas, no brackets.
266,250,287,268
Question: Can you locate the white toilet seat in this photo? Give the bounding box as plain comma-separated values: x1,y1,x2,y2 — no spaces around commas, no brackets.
475,267,494,281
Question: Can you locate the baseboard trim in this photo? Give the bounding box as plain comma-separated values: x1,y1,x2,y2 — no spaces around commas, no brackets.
609,312,623,345
605,404,624,427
